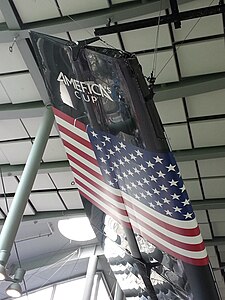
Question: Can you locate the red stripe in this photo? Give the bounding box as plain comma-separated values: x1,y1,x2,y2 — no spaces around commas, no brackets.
128,211,205,252
73,166,125,204
133,226,209,266
57,123,92,150
66,152,103,181
62,138,98,167
75,119,87,131
74,177,128,217
53,107,76,126
123,196,200,237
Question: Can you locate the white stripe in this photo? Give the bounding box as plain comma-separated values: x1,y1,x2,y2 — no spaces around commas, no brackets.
75,178,130,224
130,218,207,259
60,131,95,159
126,206,203,245
65,146,102,175
55,115,89,141
74,170,127,210
122,191,198,230
68,155,122,197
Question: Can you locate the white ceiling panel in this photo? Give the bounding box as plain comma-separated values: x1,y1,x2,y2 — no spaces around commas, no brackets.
209,256,220,268
0,9,4,22
0,44,27,74
178,39,225,77
187,89,225,118
177,161,198,179
0,81,11,104
173,15,223,41
138,50,179,84
121,24,171,52
13,0,60,23
50,171,76,189
198,157,225,177
195,210,208,223
208,209,225,222
42,138,67,162
0,176,18,193
30,174,55,191
112,0,135,3
59,190,84,209
29,192,66,211
206,246,217,257
202,178,225,199
1,73,41,104
0,148,8,164
212,221,225,236
58,0,109,15
21,118,59,138
183,179,203,200
0,119,28,141
199,223,212,240
178,0,211,11
0,197,34,215
0,140,32,165
164,124,192,150
155,98,186,124
190,119,225,147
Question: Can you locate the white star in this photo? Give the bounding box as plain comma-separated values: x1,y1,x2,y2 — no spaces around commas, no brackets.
103,135,111,142
173,206,182,213
104,169,110,175
162,197,170,204
152,188,160,195
123,156,130,163
182,199,190,206
177,171,181,177
160,185,168,192
184,212,193,219
121,186,126,191
146,190,153,197
112,162,119,168
129,153,137,161
134,194,140,200
169,179,178,186
149,175,157,182
106,154,110,159
153,156,163,164
179,185,186,193
149,202,155,209
139,164,146,172
166,164,176,172
100,157,107,164
108,149,115,155
155,200,163,207
116,174,123,180
96,144,102,151
135,150,143,157
137,180,143,187
101,141,106,146
140,192,146,199
118,159,125,166
114,178,118,183
91,131,98,138
119,142,126,149
131,182,137,188
114,145,121,152
133,167,140,174
108,180,114,186
165,210,172,216
157,171,165,178
123,172,128,178
146,161,154,168
110,166,114,171
127,170,134,176
171,193,180,200
126,184,132,190
143,178,149,185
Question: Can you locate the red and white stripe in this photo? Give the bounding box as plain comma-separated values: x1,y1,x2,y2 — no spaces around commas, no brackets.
53,107,208,266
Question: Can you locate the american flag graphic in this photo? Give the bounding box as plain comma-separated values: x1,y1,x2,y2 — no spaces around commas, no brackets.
53,107,208,266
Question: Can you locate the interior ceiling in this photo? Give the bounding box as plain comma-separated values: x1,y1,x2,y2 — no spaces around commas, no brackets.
0,0,225,298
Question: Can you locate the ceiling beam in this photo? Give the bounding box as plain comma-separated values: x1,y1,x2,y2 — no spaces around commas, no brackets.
95,3,225,35
1,145,225,176
192,199,225,210
205,237,225,247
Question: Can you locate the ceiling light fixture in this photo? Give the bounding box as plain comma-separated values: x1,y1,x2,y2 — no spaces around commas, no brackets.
6,282,22,298
0,264,6,281
58,217,96,241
